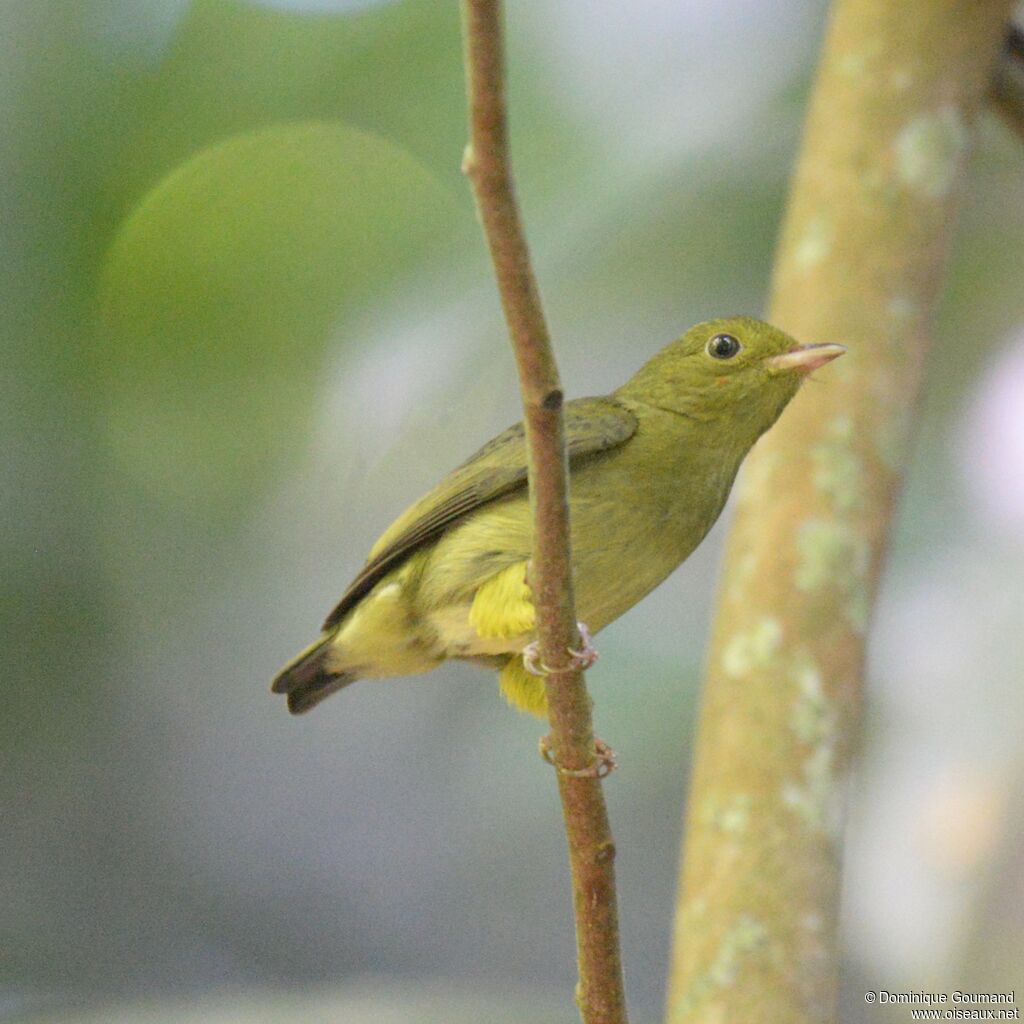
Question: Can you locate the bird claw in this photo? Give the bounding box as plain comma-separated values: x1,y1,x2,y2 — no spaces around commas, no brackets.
522,640,546,676
539,735,618,778
567,621,599,669
522,621,599,676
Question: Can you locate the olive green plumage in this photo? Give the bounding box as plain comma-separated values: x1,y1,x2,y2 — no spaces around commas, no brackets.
272,316,843,717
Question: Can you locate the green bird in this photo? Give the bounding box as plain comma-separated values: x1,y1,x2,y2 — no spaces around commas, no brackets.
273,316,844,717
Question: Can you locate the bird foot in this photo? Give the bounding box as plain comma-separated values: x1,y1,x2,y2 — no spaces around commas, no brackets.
568,621,599,668
539,735,618,779
522,622,599,676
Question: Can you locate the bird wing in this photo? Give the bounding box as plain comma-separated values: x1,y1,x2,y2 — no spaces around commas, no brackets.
322,396,638,630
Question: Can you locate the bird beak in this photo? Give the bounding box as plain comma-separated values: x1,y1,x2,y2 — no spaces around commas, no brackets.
764,343,846,375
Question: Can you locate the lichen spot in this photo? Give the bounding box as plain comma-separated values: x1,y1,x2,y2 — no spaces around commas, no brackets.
721,618,783,679
795,519,867,591
795,519,870,632
704,793,753,837
790,656,837,747
812,416,865,513
711,916,769,985
670,915,769,1021
782,660,842,836
895,106,967,200
781,743,841,838
792,215,833,272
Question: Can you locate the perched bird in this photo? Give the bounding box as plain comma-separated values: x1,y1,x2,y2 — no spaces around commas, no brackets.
273,316,844,717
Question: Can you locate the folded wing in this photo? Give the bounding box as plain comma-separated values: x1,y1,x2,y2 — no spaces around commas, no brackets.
322,396,638,630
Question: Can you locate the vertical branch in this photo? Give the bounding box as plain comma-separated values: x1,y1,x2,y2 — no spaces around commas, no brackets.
667,2,1013,1022
459,3,628,1023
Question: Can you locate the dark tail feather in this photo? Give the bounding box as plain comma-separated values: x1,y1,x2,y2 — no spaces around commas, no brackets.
286,671,359,715
271,636,360,715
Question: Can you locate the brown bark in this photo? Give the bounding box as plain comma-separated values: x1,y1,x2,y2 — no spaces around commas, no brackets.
667,2,1014,1022
460,3,628,1022
992,25,1024,139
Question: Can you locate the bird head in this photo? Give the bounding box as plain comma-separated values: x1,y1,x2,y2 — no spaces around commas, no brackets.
617,315,845,446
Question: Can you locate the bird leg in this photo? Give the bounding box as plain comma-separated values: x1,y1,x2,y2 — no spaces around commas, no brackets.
522,621,599,676
539,734,618,778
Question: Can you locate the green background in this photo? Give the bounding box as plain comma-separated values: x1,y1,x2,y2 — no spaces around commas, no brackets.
3,1,1023,1020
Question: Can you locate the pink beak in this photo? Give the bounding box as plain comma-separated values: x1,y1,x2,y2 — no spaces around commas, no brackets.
765,343,846,375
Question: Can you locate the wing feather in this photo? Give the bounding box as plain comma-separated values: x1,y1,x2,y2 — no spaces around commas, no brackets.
322,397,637,629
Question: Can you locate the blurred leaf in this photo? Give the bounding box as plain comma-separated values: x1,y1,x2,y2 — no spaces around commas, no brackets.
92,0,466,220
97,120,465,514
84,0,192,66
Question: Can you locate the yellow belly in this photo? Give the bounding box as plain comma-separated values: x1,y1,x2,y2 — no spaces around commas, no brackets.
426,603,530,657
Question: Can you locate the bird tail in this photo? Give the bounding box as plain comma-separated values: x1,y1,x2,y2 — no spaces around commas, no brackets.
271,635,359,715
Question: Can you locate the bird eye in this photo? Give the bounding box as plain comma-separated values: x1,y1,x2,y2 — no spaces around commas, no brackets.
707,333,742,360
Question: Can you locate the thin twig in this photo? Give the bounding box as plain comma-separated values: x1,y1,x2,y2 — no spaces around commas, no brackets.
459,3,628,1022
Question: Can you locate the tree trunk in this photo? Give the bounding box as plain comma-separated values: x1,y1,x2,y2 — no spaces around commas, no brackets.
666,2,1014,1022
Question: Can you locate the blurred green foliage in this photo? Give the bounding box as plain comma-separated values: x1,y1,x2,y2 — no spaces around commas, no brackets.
3,1,1024,1021
99,121,463,510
